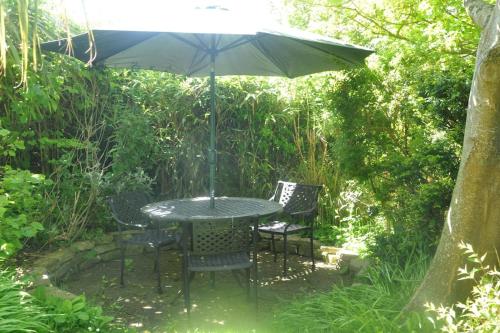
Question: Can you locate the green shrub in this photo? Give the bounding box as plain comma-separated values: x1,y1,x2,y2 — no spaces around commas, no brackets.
0,268,49,333
0,167,49,258
273,251,432,332
426,243,500,332
0,267,128,333
32,286,128,333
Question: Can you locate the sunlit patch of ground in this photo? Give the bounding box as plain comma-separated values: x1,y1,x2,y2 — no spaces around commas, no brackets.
61,249,348,332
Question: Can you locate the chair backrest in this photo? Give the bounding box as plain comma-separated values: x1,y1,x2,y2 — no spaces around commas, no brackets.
191,219,251,256
271,181,322,215
107,191,152,228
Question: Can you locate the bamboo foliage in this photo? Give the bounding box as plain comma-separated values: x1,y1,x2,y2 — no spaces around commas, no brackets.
17,0,29,84
0,0,78,85
0,0,6,75
0,0,37,85
31,0,38,70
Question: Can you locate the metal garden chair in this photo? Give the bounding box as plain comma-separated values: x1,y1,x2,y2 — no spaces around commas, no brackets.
258,181,322,276
182,217,259,313
107,191,178,293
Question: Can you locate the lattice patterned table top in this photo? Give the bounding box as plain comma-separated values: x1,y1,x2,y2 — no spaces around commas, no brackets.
141,197,283,222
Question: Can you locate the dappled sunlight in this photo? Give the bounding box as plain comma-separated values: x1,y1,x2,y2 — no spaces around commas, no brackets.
447,206,453,233
61,248,347,331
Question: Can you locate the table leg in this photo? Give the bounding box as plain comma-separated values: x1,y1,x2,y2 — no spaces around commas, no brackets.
181,223,190,314
252,217,259,312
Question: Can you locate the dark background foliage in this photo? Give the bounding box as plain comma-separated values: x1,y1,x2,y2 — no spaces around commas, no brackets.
1,0,475,266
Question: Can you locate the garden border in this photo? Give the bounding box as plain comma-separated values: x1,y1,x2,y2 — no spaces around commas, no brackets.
28,231,368,299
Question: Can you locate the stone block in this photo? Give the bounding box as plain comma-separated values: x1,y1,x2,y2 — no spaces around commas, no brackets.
71,240,95,252
324,253,339,265
98,249,122,262
272,239,298,254
125,244,149,255
110,230,142,241
320,246,341,255
258,232,274,240
49,260,78,283
337,262,350,275
79,257,101,271
36,248,75,271
297,244,310,257
297,242,322,258
51,255,85,281
95,234,114,245
29,266,52,288
42,286,75,300
349,257,371,276
338,249,359,261
322,252,349,274
257,239,270,251
94,243,118,255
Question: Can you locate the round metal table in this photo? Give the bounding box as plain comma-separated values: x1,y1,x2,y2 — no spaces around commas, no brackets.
141,197,282,308
141,196,283,222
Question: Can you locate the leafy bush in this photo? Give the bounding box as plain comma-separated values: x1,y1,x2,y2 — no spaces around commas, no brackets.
0,167,49,257
109,106,158,180
316,180,385,253
0,268,49,332
0,267,128,333
33,287,119,333
273,251,432,332
426,243,500,332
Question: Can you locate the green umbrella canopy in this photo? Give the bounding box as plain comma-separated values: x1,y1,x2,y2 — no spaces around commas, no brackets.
41,5,373,207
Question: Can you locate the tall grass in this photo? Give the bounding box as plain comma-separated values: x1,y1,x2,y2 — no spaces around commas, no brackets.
273,252,432,332
0,267,49,333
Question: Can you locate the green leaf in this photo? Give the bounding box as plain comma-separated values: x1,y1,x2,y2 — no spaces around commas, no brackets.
76,312,89,321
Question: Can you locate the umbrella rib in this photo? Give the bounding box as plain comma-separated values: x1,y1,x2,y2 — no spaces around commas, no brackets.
171,34,209,52
218,36,254,53
193,34,210,51
187,51,209,76
187,60,209,76
251,38,290,77
187,36,257,76
215,34,223,52
291,38,362,67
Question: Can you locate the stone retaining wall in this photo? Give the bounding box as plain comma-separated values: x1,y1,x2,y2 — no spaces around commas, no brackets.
29,231,142,299
29,231,370,299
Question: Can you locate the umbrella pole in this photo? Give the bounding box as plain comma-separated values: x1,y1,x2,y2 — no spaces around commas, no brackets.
209,54,216,208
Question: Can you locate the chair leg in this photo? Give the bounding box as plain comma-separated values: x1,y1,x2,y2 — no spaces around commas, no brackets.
245,268,250,301
183,269,191,314
156,246,162,294
271,234,277,262
283,233,288,277
232,270,243,288
252,218,259,313
120,243,126,286
254,253,258,313
310,229,315,271
210,271,215,288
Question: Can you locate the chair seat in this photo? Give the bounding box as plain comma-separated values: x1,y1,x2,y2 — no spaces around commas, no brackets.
124,229,178,247
258,221,310,234
188,252,252,272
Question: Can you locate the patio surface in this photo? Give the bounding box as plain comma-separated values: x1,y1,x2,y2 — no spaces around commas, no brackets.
61,249,348,332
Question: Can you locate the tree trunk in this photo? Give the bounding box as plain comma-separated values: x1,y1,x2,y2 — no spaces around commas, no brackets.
406,0,500,310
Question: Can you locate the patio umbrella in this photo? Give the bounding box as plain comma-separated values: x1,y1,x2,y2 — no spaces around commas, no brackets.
41,5,373,208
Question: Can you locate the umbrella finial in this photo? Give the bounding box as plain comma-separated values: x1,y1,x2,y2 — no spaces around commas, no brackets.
199,5,229,11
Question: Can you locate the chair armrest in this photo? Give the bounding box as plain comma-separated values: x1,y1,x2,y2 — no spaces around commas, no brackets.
109,209,148,229
289,207,317,220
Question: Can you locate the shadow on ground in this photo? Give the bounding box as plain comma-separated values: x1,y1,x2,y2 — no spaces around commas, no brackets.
62,249,348,332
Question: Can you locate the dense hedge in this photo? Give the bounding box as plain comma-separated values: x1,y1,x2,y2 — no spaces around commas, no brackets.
1,0,475,265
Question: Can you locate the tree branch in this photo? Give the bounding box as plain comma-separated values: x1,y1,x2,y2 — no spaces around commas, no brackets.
344,4,411,42
464,0,494,29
